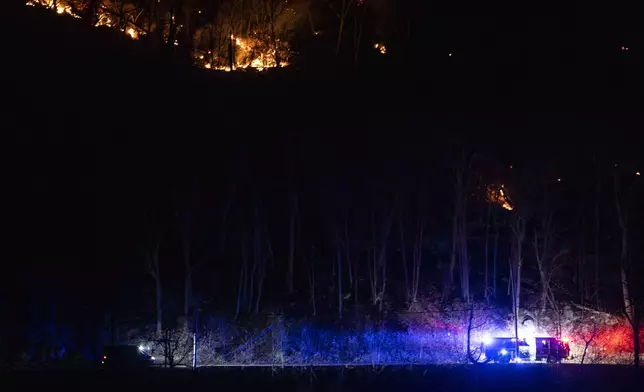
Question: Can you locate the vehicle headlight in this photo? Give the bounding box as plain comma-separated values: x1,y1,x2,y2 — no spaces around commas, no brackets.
151,356,155,361
500,349,508,356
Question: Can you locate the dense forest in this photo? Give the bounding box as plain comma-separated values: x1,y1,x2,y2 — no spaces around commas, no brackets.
3,0,643,368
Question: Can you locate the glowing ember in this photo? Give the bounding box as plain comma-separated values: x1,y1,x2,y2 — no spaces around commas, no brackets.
127,28,138,40
487,185,514,211
374,43,387,55
205,63,211,69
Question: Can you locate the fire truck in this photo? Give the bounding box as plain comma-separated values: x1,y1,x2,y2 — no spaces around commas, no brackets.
535,337,572,363
482,337,531,363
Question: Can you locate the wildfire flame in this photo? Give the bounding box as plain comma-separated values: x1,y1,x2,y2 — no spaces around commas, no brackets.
28,0,81,18
27,1,287,72
374,43,387,55
487,185,514,211
202,35,289,72
127,28,138,40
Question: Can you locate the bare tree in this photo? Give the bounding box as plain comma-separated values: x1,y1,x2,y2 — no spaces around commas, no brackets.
155,328,192,367
335,229,343,318
509,214,525,356
613,170,640,368
399,214,424,309
593,155,601,308
307,246,317,316
180,213,192,330
533,201,567,313
484,203,491,302
287,191,298,295
351,0,367,65
344,217,358,308
368,201,394,312
329,0,355,55
492,212,499,298
445,151,471,302
146,229,163,337
265,0,287,67
86,0,101,26
235,236,248,320
576,315,600,365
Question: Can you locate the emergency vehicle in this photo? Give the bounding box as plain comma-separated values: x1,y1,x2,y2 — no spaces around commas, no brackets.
534,337,572,363
482,337,531,363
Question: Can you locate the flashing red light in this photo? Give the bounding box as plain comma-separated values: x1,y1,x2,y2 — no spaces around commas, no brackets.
561,337,569,343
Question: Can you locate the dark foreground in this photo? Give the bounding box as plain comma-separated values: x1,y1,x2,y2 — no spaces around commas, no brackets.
2,365,643,392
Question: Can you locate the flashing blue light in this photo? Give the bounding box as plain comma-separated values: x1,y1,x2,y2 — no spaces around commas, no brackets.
500,349,508,356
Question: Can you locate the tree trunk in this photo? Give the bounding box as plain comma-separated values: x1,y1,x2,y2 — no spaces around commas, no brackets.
151,239,162,337
633,313,640,368
119,2,127,37
445,194,458,299
344,219,353,290
493,215,499,298
235,244,247,320
269,0,280,67
399,220,410,305
412,217,424,305
287,192,297,295
450,162,469,302
613,173,637,368
147,0,154,33
337,232,343,319
86,0,99,27
578,208,587,303
594,174,601,308
253,221,264,314
378,209,393,311
336,18,344,56
368,248,377,305
168,8,177,52
484,203,491,302
534,211,552,313
458,201,469,302
352,5,366,66
511,215,525,357
182,237,191,330
308,248,316,316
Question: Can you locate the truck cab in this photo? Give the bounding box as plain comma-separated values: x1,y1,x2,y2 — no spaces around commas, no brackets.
535,337,571,363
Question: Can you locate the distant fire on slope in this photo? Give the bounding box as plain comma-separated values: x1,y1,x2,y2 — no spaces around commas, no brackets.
487,185,514,211
25,0,289,72
27,0,81,18
374,43,387,55
196,34,289,72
